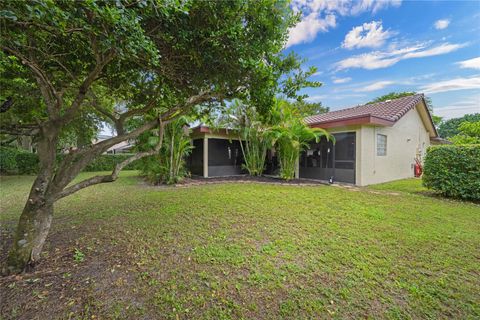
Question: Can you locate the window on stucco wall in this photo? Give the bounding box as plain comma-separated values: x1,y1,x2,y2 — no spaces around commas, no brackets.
377,134,387,156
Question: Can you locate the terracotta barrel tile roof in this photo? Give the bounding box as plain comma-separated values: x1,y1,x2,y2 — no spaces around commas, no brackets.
305,94,425,125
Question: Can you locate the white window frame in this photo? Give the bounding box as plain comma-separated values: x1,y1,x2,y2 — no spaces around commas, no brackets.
377,134,387,156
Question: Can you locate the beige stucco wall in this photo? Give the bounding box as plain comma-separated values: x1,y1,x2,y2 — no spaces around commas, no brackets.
356,104,431,186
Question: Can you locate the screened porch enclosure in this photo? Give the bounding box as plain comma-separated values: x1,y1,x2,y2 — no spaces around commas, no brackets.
299,132,356,184
187,137,245,177
208,138,244,176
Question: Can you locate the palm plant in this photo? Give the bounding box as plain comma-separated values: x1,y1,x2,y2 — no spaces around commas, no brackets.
269,99,332,180
139,117,193,184
224,99,276,176
238,124,276,176
163,119,194,183
222,98,331,179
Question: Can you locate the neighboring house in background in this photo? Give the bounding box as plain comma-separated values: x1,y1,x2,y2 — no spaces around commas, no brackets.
188,94,439,186
93,134,134,154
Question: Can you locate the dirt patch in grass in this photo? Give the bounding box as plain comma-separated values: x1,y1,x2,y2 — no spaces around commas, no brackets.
0,219,150,320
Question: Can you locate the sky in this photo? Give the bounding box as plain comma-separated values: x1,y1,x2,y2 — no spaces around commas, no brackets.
284,0,480,119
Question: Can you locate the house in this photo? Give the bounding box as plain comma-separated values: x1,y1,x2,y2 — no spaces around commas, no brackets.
93,134,134,154
302,93,438,185
188,94,438,186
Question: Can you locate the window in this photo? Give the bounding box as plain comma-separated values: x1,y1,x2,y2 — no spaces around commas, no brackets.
377,134,387,156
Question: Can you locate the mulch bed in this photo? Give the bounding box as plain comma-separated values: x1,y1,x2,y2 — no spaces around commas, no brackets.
174,175,332,187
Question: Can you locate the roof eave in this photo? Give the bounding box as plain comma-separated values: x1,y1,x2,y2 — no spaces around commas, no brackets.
308,115,394,129
419,96,439,138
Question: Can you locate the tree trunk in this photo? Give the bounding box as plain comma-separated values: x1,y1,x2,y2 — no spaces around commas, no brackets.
4,125,58,275
5,190,54,274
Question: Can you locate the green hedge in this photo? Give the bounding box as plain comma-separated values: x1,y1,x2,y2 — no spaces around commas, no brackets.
423,145,480,201
16,152,39,174
0,147,140,174
84,154,141,171
0,146,18,174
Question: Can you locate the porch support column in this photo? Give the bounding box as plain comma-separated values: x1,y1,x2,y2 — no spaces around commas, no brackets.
203,136,209,178
295,157,299,179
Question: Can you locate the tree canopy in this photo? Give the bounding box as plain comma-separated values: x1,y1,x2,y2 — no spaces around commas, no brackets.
448,120,480,144
438,114,480,138
0,0,317,274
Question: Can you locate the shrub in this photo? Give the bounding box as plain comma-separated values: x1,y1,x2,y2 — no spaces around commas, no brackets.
0,149,140,175
240,125,274,176
84,154,141,172
423,145,480,201
139,118,193,184
0,147,19,174
16,152,40,174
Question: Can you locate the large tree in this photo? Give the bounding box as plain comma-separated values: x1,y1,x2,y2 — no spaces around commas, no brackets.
0,0,301,274
448,120,480,144
437,113,480,138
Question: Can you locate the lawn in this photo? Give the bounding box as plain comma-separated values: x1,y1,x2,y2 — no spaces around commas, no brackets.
1,172,479,319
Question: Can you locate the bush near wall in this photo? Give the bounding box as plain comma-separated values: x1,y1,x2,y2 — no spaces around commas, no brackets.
0,147,140,174
423,145,480,201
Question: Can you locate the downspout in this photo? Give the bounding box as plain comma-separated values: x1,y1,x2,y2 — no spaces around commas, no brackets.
373,126,377,175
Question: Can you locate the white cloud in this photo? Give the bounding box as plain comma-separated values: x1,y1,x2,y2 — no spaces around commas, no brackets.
305,94,327,102
286,0,402,48
335,42,466,70
329,93,366,100
342,21,393,49
286,13,336,48
354,80,395,92
434,105,480,119
420,76,480,94
335,52,400,70
402,43,464,58
434,95,480,119
456,57,480,70
351,0,402,15
332,77,352,84
434,19,450,30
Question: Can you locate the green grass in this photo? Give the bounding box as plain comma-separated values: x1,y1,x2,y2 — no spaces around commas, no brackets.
367,178,428,194
1,172,479,319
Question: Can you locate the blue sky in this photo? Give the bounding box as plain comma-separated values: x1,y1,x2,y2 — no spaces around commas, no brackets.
284,0,480,119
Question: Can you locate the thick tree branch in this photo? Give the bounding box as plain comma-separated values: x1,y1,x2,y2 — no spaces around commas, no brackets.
55,119,166,200
50,90,215,197
11,20,83,34
59,49,116,124
2,46,59,115
89,92,122,132
118,99,158,122
0,124,40,136
89,90,213,153
90,93,158,136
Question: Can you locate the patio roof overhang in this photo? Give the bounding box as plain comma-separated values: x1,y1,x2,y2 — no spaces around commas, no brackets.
189,125,240,140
